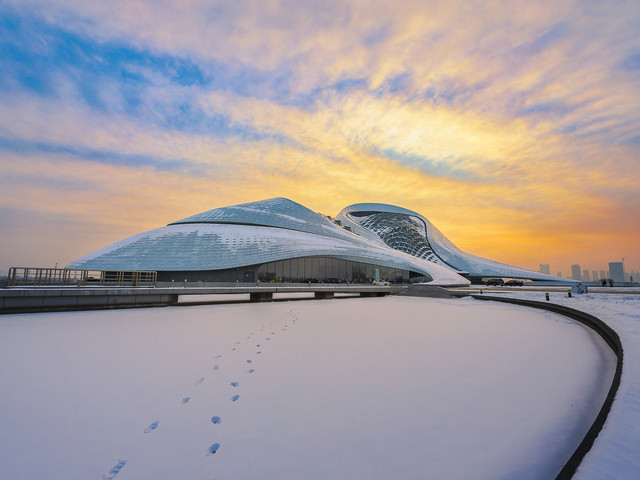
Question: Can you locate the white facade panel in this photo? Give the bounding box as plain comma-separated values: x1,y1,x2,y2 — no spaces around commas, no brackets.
69,198,470,286
337,203,570,282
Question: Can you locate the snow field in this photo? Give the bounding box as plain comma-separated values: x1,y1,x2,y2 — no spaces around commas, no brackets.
0,296,617,479
477,291,640,480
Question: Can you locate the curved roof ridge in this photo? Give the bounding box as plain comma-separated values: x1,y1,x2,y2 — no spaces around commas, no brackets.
338,202,423,217
169,197,359,242
337,202,570,282
170,197,305,225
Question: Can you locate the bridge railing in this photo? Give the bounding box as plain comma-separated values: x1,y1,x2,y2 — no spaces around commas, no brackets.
6,267,157,287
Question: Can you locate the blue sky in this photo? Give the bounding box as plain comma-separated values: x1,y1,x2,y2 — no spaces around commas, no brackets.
1,0,639,275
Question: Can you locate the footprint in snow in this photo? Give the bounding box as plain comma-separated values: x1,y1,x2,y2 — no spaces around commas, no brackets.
211,416,222,424
102,459,127,479
256,351,262,354
231,394,240,402
181,397,191,404
213,365,219,371
143,421,159,434
230,381,239,387
246,359,252,364
194,377,205,385
248,369,255,373
204,443,221,456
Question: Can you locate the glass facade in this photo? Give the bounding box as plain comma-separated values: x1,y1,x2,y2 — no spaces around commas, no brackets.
256,256,427,284
347,211,444,264
156,256,431,284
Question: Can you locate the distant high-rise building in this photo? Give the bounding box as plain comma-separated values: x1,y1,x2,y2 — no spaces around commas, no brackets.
571,264,582,281
609,262,624,283
592,270,599,281
600,270,606,280
582,270,591,282
539,264,550,274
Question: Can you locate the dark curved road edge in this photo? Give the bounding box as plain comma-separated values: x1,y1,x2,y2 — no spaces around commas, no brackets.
472,295,623,480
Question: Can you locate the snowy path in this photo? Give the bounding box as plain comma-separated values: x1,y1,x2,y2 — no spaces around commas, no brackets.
475,291,640,479
0,296,616,479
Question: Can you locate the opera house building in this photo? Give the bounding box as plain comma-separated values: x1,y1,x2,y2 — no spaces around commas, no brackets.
68,197,566,287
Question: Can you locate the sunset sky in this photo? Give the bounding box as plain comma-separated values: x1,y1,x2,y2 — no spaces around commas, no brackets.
1,0,639,277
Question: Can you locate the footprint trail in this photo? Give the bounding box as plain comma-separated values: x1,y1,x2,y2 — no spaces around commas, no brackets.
102,459,127,479
142,421,159,434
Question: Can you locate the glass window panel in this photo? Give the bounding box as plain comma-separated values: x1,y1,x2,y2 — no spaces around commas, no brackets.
257,263,273,282
331,258,340,279
325,257,332,280
282,259,291,282
305,258,313,281
320,258,329,280
318,257,326,280
324,258,335,280
366,264,374,282
380,266,388,282
390,269,402,283
353,262,365,283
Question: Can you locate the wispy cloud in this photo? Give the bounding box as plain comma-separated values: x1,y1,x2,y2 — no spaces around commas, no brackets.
1,0,639,273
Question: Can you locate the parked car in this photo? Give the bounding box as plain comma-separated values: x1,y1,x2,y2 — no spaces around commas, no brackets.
504,279,524,287
485,278,504,286
373,279,390,286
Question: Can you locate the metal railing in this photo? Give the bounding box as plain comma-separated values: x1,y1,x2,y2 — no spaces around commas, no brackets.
6,267,157,287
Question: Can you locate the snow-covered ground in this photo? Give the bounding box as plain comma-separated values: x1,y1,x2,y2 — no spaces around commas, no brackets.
0,295,618,480
466,289,640,480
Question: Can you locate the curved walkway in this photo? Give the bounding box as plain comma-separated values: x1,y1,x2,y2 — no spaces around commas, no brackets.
472,295,623,479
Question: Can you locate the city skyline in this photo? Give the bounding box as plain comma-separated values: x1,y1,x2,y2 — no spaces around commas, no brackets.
553,260,637,282
1,1,639,275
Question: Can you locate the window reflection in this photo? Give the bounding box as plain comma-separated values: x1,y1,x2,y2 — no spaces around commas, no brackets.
157,257,432,284
255,256,430,284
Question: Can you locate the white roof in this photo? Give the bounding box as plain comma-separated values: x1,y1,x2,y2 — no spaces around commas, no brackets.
337,202,570,282
69,198,470,286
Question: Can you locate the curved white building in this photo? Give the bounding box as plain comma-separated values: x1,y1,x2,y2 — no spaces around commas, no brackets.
69,198,470,286
336,203,568,283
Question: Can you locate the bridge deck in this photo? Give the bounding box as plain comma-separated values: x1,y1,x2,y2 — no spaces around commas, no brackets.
0,284,408,314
